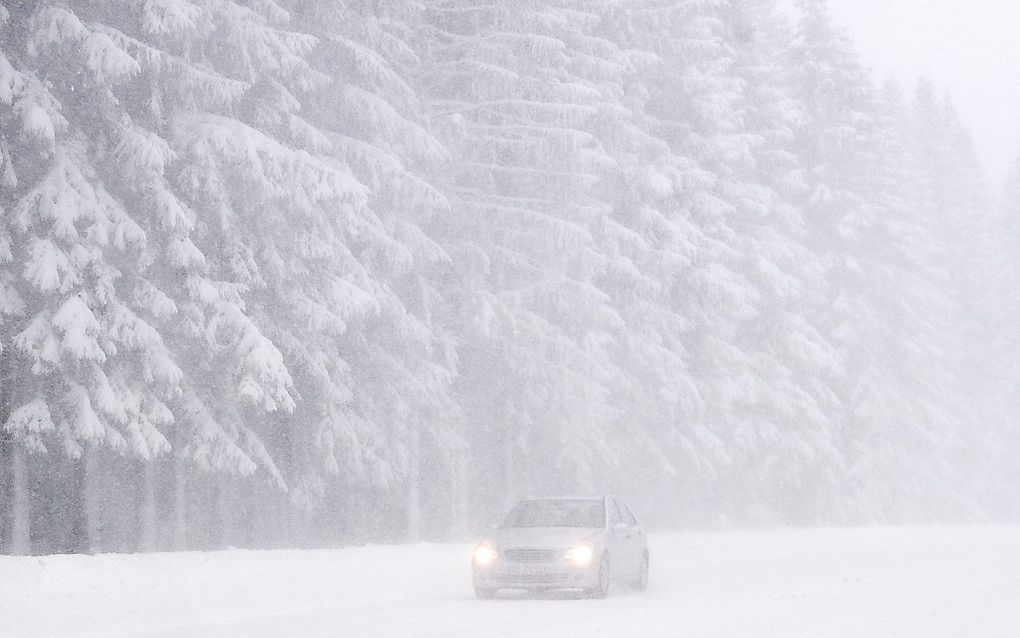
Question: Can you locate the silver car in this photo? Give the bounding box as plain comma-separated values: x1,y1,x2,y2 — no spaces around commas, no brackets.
471,495,649,599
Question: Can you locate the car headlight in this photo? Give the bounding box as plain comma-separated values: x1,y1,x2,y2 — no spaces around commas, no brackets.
473,544,498,567
565,544,594,567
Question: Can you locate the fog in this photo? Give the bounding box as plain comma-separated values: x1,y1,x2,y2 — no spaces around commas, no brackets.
825,0,1020,187
2,0,1020,559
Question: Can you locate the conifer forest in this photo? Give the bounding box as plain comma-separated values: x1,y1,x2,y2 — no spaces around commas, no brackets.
1,0,1019,554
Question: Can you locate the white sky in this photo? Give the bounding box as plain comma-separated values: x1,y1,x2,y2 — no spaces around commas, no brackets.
785,0,1020,190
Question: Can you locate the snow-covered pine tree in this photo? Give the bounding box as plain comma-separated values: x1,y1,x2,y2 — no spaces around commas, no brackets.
787,0,892,521
423,1,628,516
790,0,971,521
603,0,828,526
4,0,465,549
846,82,970,521
0,8,40,552
4,0,337,550
96,0,285,549
284,0,463,541
0,1,188,552
579,0,723,523
159,0,382,544
909,81,999,517
709,0,847,523
985,155,1020,517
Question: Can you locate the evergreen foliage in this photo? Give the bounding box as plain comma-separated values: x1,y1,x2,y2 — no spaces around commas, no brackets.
0,0,1010,552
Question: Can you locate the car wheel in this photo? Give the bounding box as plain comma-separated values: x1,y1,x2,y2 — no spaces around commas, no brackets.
475,588,496,600
633,554,649,591
587,554,610,599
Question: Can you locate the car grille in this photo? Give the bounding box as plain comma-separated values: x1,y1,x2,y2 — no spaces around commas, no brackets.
503,548,558,564
502,573,568,585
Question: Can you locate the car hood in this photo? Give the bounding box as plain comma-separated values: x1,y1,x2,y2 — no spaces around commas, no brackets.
487,527,603,549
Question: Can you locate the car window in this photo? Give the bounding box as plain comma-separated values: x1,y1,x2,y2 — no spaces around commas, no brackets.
608,499,626,525
620,502,638,525
501,499,605,528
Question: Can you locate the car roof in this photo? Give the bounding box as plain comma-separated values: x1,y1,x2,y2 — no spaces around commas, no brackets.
515,495,610,502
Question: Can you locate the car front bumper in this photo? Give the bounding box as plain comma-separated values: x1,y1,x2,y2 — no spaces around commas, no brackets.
472,560,600,591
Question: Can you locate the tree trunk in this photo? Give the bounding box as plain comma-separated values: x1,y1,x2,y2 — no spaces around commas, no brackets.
406,419,421,542
10,444,31,555
172,452,187,551
503,412,517,513
215,477,231,548
285,428,301,548
451,453,468,540
83,448,102,553
140,460,158,552
3,350,30,555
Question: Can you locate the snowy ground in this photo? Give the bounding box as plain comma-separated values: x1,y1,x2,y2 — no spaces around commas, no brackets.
3,525,1017,638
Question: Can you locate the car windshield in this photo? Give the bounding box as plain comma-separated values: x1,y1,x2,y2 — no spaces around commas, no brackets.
501,499,605,528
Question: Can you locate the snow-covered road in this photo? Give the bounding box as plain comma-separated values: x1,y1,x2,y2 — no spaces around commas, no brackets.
3,526,1017,638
